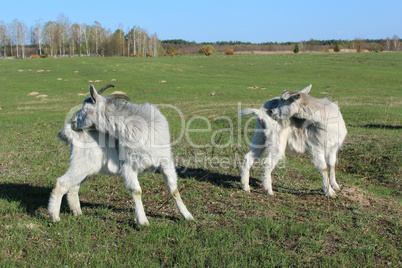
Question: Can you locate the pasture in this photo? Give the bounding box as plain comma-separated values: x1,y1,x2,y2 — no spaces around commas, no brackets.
0,53,401,266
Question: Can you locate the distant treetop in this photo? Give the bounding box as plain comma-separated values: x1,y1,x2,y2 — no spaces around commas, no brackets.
161,39,196,45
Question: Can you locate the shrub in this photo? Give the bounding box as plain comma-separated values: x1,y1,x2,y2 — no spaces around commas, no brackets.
146,51,153,57
293,43,299,53
166,46,176,57
369,43,382,52
31,55,40,59
225,47,234,55
354,38,364,53
130,53,136,57
333,43,340,52
199,45,216,56
204,46,212,56
251,50,255,55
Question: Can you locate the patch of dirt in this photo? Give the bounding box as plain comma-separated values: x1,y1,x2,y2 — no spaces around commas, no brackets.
27,92,39,96
35,95,48,98
247,85,267,90
5,223,41,230
340,186,371,206
110,91,126,95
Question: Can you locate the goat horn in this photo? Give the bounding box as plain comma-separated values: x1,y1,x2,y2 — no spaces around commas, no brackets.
108,94,130,102
98,84,115,95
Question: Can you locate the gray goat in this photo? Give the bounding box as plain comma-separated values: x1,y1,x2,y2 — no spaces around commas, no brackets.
48,85,193,226
241,85,347,197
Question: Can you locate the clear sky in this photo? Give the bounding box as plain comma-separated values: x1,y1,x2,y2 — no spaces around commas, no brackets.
1,0,401,43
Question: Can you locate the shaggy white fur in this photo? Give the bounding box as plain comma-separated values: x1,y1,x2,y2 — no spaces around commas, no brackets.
48,85,193,226
240,85,347,197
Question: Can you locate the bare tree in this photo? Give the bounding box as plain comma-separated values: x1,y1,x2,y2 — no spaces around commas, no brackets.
0,21,6,57
353,38,364,52
118,23,125,56
6,23,13,57
19,21,27,58
150,33,160,57
77,24,84,56
13,19,28,58
83,24,91,56
44,21,57,57
32,19,43,56
71,23,85,56
93,21,102,55
56,14,71,56
70,24,78,55
385,37,390,52
132,26,137,55
392,35,400,51
98,26,108,56
126,26,131,57
13,19,20,58
142,29,148,56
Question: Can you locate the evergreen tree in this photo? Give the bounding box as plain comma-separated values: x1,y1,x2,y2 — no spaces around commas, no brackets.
293,43,299,53
333,42,340,52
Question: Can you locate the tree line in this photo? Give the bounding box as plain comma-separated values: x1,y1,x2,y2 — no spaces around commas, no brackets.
0,14,400,58
162,37,401,55
0,14,162,58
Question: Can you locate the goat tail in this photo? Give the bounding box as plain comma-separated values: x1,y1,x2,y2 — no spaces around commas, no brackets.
240,107,268,117
240,107,269,120
240,108,280,131
58,123,74,145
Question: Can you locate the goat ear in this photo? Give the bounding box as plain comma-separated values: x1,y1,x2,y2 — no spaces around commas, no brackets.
89,84,99,103
300,84,312,94
280,90,289,100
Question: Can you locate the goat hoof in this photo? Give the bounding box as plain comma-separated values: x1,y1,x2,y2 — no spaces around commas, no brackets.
325,189,337,198
137,219,150,226
332,185,341,192
265,190,274,196
185,214,194,221
51,216,61,223
72,209,82,216
72,212,82,217
242,185,251,192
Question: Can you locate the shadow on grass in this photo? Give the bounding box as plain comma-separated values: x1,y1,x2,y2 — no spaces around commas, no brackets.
176,166,241,189
361,124,401,130
0,182,185,226
176,166,324,197
273,185,323,196
0,183,52,215
0,183,123,217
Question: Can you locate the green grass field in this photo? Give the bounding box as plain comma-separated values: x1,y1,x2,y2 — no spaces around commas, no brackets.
0,53,401,267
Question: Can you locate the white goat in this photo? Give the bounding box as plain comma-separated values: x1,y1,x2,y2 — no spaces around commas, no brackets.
241,85,347,197
48,85,193,226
